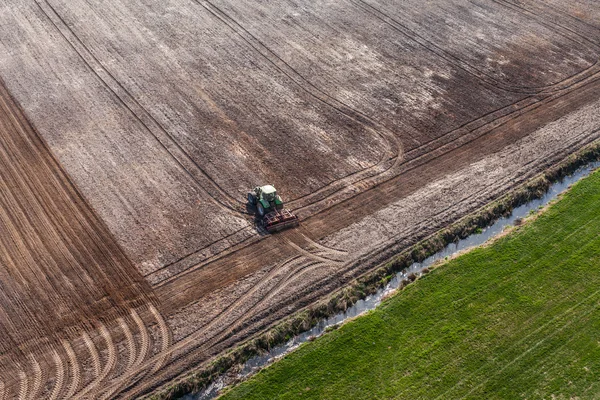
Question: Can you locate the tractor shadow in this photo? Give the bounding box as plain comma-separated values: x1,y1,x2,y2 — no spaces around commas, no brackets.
246,202,270,236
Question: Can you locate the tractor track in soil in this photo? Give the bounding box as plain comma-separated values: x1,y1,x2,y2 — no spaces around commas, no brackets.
491,0,600,51
350,0,600,94
35,0,599,288
102,251,343,399
98,232,348,397
0,56,161,398
35,0,407,283
534,1,600,32
49,350,66,400
62,341,81,399
153,67,600,293
156,123,599,394
1,0,600,398
191,0,405,195
127,74,600,398
118,318,138,372
38,0,404,219
116,141,552,398
73,324,117,399
93,131,600,398
35,0,246,216
28,354,44,399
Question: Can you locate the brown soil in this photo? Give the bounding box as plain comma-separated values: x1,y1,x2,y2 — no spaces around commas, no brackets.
0,0,599,398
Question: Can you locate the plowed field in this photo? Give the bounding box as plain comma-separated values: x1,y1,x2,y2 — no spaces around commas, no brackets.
0,0,599,398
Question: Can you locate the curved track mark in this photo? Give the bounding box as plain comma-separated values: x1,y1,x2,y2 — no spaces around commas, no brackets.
193,0,405,201
119,317,138,371
131,308,151,367
74,324,117,399
287,240,342,264
101,306,174,400
38,0,402,218
17,369,28,400
150,306,172,369
48,350,66,400
492,0,600,51
63,340,81,399
100,257,313,396
28,354,43,399
125,260,343,399
302,235,347,256
81,331,101,387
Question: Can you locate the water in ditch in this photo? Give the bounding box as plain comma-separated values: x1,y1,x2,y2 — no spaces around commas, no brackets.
182,161,600,400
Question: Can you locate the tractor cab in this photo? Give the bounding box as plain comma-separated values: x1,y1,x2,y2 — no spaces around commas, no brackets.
259,185,277,202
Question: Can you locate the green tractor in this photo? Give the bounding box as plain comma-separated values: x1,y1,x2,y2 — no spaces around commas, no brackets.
247,184,283,217
247,185,299,232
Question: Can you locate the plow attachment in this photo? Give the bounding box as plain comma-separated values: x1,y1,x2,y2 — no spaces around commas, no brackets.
262,209,299,233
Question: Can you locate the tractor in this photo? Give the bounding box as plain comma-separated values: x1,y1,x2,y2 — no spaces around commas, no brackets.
247,184,283,217
247,185,299,232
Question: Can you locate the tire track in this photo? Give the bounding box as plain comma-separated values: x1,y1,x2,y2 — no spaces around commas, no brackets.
131,308,151,367
37,0,596,304
368,125,597,261
186,256,308,340
492,0,600,52
156,74,597,310
106,230,346,398
118,317,138,371
297,233,348,262
0,41,155,400
148,305,172,374
82,332,101,385
48,350,66,400
28,354,43,400
289,97,546,215
535,1,600,32
145,227,258,287
295,70,600,220
17,369,28,400
120,259,336,399
194,0,598,215
63,340,81,399
0,73,156,399
287,240,343,264
352,0,599,94
100,247,334,396
99,306,173,399
38,0,403,220
35,0,247,215
144,74,600,398
4,3,599,399
0,68,150,307
192,0,405,200
73,324,117,399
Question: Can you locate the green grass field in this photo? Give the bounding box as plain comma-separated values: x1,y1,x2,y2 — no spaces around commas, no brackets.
221,169,600,400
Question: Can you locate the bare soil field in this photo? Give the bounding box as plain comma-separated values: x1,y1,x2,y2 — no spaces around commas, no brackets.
0,0,599,398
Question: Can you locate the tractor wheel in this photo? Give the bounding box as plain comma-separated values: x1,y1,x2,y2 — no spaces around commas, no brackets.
247,192,257,205
257,202,266,217
275,203,283,210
